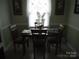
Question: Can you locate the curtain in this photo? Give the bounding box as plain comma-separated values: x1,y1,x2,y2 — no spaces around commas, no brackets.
27,0,51,27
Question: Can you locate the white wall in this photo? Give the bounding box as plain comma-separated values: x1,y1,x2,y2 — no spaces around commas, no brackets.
66,0,79,53
68,0,79,28
0,0,11,27
0,0,12,51
11,0,66,27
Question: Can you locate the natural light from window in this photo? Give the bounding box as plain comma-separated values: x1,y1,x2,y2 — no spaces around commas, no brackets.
27,0,51,27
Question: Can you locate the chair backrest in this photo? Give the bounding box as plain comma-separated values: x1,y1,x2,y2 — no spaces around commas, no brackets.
9,25,19,41
31,30,47,40
31,30,47,35
31,30,47,46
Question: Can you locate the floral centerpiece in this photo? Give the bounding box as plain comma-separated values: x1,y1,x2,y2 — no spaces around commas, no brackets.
35,12,45,29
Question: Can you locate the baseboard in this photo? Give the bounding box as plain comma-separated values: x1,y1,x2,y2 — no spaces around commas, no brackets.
1,24,11,30
68,24,79,31
67,42,75,51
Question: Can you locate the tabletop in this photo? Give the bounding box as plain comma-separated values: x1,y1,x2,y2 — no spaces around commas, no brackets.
21,27,62,37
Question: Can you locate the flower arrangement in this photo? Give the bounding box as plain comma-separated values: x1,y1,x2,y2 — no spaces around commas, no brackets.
35,12,45,29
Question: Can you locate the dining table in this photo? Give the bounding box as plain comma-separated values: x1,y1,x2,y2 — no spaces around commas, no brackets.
21,26,64,57
21,26,63,45
21,27,61,37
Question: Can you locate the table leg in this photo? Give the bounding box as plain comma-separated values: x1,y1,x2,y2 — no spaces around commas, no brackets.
55,40,58,56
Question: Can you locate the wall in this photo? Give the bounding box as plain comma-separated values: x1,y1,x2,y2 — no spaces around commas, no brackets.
0,0,12,51
10,0,66,31
66,0,79,53
50,0,66,25
9,0,28,31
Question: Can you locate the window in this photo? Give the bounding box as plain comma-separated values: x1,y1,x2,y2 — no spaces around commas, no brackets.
27,0,51,27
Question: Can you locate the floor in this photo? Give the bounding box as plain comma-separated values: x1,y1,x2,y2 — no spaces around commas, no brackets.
5,40,78,59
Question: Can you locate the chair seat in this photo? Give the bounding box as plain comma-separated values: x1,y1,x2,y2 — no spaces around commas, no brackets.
34,41,45,47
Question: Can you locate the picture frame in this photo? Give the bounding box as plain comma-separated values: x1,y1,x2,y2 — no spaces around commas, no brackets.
55,0,65,15
13,0,22,15
74,0,79,14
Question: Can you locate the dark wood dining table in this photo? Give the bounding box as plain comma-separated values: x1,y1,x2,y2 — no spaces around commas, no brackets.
21,27,64,57
21,27,61,37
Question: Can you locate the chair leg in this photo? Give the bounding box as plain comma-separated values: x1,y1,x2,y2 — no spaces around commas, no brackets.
59,39,61,52
47,43,50,52
13,43,16,52
27,39,29,47
43,47,45,59
22,43,26,56
34,46,36,59
55,42,58,56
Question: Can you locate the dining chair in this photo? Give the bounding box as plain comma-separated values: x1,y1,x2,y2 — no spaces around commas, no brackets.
31,30,47,59
9,24,29,56
47,31,59,55
47,25,64,55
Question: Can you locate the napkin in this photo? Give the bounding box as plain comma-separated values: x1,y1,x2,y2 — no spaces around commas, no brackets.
22,30,31,34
